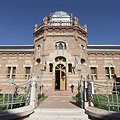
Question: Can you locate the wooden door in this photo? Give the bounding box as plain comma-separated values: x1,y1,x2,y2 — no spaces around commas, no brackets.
55,64,66,90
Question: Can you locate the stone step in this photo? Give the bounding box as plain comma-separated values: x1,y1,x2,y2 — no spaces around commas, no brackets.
29,114,89,119
24,118,90,120
27,108,90,120
45,91,75,96
34,108,85,113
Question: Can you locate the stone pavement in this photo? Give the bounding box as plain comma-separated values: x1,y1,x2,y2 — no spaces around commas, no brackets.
25,96,90,120
38,96,80,108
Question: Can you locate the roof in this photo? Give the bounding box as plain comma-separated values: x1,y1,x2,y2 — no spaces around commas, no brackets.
0,45,34,52
0,44,120,52
87,45,120,52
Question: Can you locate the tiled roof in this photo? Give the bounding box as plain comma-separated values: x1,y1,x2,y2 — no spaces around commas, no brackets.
0,44,120,52
87,45,120,52
0,45,34,52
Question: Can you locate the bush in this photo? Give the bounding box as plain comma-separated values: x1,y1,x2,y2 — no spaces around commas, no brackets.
38,93,44,100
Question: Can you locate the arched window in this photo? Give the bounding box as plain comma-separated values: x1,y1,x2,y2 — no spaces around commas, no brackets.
55,56,66,62
68,64,72,73
59,43,63,49
55,42,66,50
55,44,57,49
49,63,53,72
64,44,66,49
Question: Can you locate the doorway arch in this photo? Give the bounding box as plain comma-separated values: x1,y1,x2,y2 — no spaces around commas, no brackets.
55,64,66,90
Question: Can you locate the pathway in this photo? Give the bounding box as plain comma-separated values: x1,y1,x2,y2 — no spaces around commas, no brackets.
26,96,90,120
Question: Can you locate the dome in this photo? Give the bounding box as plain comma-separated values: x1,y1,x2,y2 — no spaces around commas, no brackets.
53,11,70,17
48,11,73,24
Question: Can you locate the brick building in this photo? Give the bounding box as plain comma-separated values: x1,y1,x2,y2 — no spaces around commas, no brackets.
0,11,120,96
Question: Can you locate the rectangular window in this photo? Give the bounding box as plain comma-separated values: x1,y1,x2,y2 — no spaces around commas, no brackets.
25,67,31,79
7,67,16,79
8,67,11,74
68,64,72,73
105,67,115,79
12,67,16,74
105,67,109,74
49,63,53,72
90,67,97,80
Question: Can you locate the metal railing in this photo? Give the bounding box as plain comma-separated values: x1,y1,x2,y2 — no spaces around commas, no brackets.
0,78,31,111
88,76,120,112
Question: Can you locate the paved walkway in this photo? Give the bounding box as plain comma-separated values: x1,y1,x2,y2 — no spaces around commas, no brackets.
38,96,80,109
26,96,90,120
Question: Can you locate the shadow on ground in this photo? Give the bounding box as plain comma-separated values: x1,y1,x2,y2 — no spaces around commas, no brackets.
70,101,81,108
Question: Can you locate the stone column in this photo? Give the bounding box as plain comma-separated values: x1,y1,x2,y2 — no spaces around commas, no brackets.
83,79,89,109
87,75,94,107
30,76,37,108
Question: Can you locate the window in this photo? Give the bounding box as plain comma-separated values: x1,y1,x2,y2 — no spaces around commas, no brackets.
7,67,16,79
59,43,63,49
36,58,41,64
81,59,85,64
55,44,57,49
49,63,53,72
25,67,31,79
90,67,97,80
105,67,115,79
55,56,66,62
68,64,72,73
81,44,85,50
55,42,66,50
37,45,41,51
64,44,66,49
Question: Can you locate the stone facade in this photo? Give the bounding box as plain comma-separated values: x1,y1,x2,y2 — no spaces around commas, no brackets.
0,11,120,96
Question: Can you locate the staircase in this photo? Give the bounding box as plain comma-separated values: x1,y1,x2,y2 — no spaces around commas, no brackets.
27,108,90,120
45,90,76,96
25,96,90,120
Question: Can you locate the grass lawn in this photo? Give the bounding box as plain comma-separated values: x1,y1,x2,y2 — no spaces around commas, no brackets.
0,93,48,111
0,94,26,111
93,94,120,111
73,94,120,112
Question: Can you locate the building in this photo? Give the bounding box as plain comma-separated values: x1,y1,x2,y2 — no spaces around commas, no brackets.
0,11,120,96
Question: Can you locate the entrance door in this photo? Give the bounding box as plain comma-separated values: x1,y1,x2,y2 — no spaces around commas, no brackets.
55,64,66,90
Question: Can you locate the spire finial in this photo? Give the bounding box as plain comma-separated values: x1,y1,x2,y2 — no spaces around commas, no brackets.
34,24,38,32
84,24,87,31
43,17,48,25
74,17,79,25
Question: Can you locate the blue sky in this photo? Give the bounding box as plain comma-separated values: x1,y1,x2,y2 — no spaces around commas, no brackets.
0,0,120,45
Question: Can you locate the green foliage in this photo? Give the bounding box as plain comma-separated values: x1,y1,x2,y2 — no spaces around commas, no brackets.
38,94,47,105
72,96,78,101
0,94,26,111
38,93,44,100
73,94,79,101
93,94,120,112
